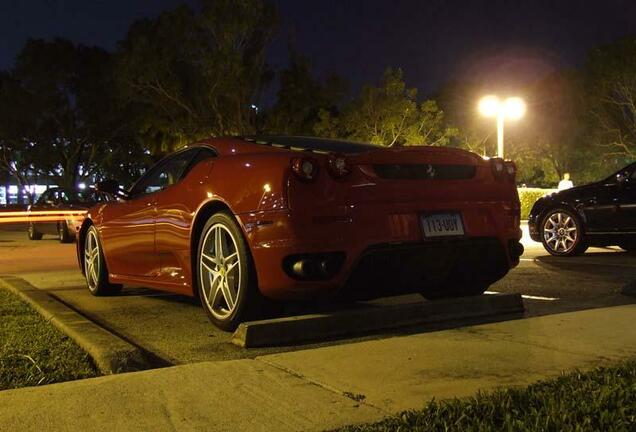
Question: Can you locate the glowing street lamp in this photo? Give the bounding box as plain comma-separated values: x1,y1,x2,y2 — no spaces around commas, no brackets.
478,95,526,158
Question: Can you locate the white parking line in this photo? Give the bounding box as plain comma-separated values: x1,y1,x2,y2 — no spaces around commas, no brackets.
485,291,559,301
519,258,534,262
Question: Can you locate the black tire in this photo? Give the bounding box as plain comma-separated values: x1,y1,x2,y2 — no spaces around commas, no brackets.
196,212,270,331
540,208,588,257
83,225,122,296
58,221,73,243
28,223,43,240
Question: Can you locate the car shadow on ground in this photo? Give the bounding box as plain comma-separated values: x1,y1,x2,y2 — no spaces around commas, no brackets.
116,287,201,305
534,251,636,275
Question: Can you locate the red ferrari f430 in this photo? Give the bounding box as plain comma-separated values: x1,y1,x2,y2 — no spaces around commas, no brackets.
78,136,523,330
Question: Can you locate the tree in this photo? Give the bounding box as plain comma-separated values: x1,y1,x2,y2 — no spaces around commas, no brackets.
115,0,276,153
585,38,636,165
316,68,456,146
0,39,149,192
263,49,347,135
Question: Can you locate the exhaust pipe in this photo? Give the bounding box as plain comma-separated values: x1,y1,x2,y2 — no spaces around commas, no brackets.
291,259,329,278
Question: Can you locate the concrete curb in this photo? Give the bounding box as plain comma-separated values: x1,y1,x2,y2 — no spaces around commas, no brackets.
233,293,524,348
0,275,149,374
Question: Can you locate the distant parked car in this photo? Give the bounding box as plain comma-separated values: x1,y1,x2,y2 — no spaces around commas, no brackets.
27,187,110,243
528,162,636,256
77,136,523,331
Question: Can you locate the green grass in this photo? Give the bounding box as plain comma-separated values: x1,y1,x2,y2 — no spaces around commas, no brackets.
337,360,636,432
0,288,99,390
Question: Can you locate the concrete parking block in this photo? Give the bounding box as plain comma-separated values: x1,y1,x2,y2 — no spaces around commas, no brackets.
0,275,151,374
233,293,524,347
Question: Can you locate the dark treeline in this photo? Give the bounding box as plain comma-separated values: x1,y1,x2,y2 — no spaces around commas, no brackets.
1,0,635,199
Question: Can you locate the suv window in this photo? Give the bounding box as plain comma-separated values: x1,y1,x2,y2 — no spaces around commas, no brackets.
130,149,198,196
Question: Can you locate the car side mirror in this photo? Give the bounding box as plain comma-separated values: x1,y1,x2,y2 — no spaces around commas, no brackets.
616,172,628,186
96,180,127,199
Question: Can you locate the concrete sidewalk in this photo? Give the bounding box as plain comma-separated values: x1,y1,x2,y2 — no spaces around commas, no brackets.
1,304,635,432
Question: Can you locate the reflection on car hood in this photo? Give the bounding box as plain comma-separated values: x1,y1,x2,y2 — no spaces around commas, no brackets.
550,182,599,199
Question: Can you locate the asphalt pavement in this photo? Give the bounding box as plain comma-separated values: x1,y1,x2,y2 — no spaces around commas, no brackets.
1,223,635,365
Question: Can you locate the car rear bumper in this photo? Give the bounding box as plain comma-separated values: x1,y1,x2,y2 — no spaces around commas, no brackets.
239,201,522,300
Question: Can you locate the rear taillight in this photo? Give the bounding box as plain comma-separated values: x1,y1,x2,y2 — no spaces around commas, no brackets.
291,157,319,181
327,153,350,179
490,158,516,183
504,161,516,181
490,158,505,180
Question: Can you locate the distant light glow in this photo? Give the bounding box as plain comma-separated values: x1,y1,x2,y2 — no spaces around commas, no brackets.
504,97,526,120
478,95,500,118
263,183,271,193
78,183,86,190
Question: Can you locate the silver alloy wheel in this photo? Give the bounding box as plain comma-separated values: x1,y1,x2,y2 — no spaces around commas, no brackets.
84,229,100,291
59,223,64,240
543,212,578,253
28,224,34,236
199,223,241,320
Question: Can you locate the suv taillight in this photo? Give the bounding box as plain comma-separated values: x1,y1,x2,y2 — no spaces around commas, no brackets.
291,157,319,181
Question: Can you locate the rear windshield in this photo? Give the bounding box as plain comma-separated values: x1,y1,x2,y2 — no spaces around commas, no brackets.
242,136,382,154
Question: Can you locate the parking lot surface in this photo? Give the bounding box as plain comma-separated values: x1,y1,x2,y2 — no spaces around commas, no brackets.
1,223,634,365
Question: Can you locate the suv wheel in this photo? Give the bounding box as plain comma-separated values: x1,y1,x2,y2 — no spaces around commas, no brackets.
540,208,588,256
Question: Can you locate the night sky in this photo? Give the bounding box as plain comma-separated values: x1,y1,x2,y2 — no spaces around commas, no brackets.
1,0,635,99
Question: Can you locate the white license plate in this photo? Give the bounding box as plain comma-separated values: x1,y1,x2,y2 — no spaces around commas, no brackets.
421,213,465,238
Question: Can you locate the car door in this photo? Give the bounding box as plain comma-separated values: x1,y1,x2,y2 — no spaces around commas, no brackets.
584,182,622,232
39,189,60,235
617,166,636,231
155,148,216,287
99,151,198,278
30,190,51,234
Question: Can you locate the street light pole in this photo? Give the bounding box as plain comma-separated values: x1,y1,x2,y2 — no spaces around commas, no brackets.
497,112,504,158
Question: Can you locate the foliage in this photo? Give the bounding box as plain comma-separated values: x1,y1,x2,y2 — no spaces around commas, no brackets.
0,39,149,191
336,359,636,432
0,287,98,390
115,0,276,154
263,49,347,135
315,68,457,146
583,38,636,174
518,188,555,219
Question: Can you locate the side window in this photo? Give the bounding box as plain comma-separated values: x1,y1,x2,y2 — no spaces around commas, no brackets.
180,148,216,180
131,149,198,196
59,190,71,204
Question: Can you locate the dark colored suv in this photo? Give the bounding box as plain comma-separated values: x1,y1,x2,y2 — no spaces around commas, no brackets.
529,162,636,256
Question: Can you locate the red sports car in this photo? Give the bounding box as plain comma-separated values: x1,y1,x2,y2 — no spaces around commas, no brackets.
78,136,523,330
